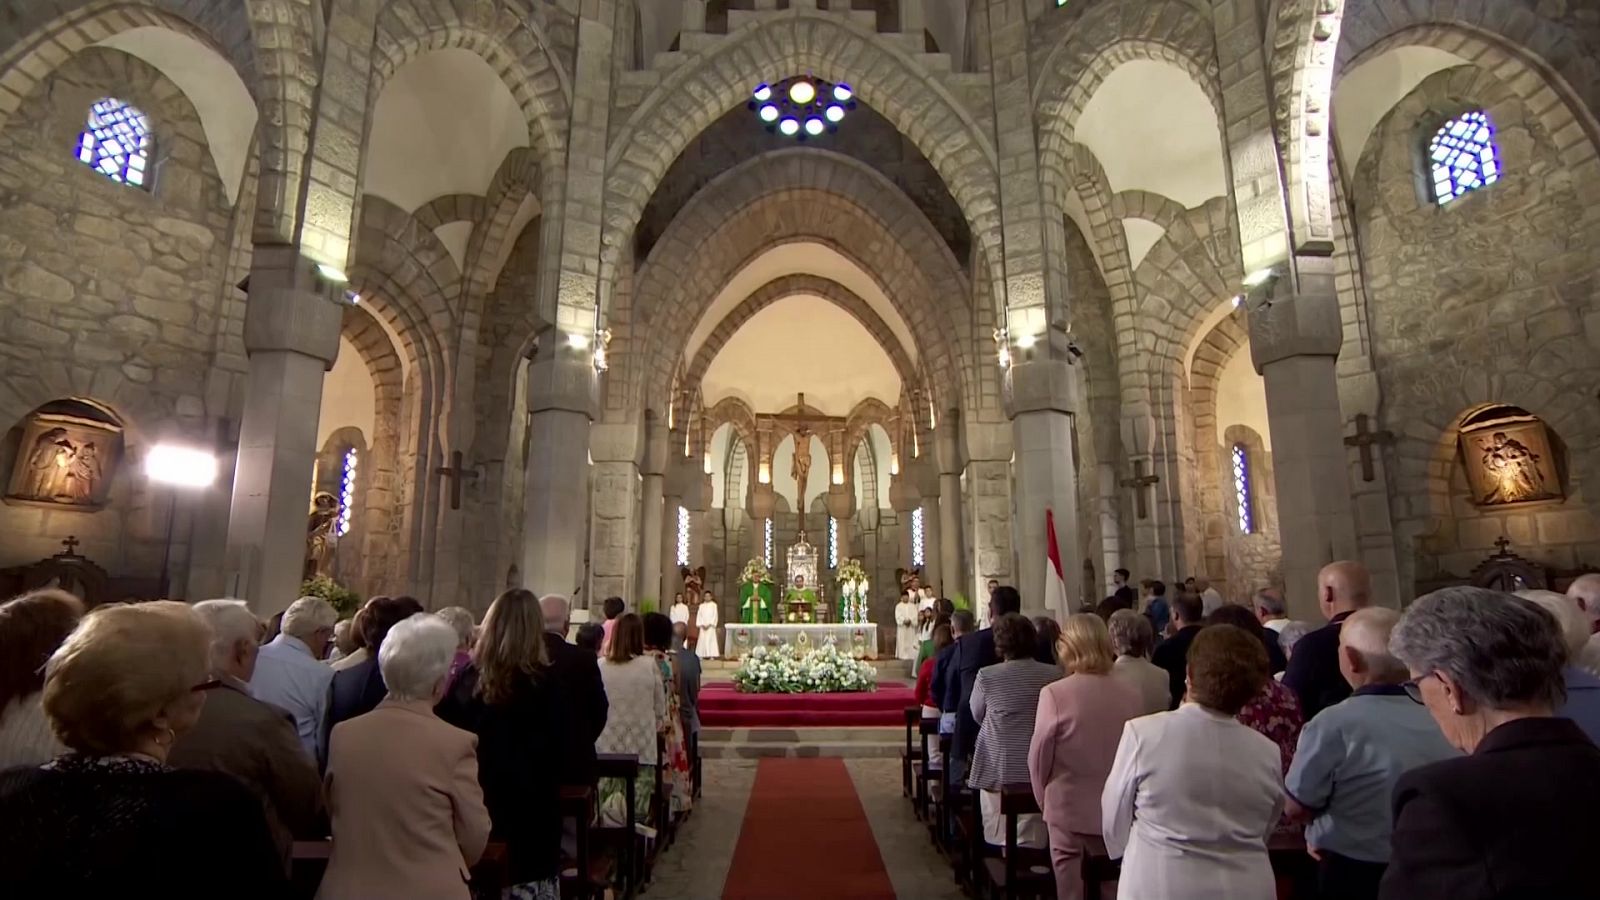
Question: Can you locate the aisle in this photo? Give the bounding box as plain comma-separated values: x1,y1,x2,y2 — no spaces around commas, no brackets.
721,758,895,900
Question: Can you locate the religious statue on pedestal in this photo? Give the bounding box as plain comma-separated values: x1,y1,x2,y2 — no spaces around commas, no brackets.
304,491,340,581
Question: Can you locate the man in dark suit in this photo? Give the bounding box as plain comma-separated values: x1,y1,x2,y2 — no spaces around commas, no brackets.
1283,560,1371,719
948,587,1020,780
539,594,609,784
1150,593,1204,709
325,595,423,751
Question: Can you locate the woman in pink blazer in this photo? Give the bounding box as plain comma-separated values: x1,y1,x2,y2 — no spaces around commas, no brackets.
319,615,491,900
1028,614,1144,900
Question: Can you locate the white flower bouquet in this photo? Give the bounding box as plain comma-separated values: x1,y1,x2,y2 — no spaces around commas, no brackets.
732,643,877,693
740,557,773,585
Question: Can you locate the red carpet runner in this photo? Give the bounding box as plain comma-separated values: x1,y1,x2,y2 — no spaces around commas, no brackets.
722,758,896,900
698,682,917,728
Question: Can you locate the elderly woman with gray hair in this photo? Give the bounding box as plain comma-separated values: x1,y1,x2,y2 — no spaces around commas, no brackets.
1379,586,1600,900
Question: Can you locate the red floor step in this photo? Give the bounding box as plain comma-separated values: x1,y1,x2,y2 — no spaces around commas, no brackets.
698,682,917,728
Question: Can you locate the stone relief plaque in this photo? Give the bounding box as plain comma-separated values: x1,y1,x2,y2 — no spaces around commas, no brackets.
6,405,123,509
1458,413,1562,508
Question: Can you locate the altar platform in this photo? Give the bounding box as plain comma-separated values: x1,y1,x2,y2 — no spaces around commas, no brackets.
698,682,916,728
723,622,879,659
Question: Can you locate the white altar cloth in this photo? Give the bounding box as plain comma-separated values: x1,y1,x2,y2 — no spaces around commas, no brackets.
724,623,878,659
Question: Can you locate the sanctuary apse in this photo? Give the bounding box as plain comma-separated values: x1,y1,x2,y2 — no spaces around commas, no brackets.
0,0,1593,631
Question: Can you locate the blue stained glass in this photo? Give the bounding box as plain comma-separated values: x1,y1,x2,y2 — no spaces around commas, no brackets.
1428,111,1501,205
76,98,152,188
1232,444,1254,535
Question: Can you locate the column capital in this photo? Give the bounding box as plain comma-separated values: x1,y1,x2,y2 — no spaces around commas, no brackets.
825,484,856,520
888,472,921,513
1247,256,1343,372
589,421,642,465
527,351,599,418
747,481,776,520
1004,358,1080,420
242,244,343,365
963,419,1013,463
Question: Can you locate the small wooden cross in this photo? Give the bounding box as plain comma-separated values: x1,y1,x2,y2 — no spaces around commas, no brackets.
435,450,479,511
1119,460,1160,520
1494,535,1513,556
1343,413,1394,483
60,535,81,555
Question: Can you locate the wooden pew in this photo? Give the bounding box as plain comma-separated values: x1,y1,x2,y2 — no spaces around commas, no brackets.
979,783,1053,900
592,752,641,900
901,705,920,799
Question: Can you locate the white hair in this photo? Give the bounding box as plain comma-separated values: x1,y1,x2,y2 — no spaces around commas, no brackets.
281,595,338,642
539,594,570,633
378,613,459,702
1339,607,1406,680
1517,590,1590,659
434,606,477,648
192,599,260,666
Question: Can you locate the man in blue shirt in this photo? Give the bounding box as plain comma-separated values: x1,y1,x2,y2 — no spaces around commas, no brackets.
1519,590,1600,743
1285,607,1457,900
250,595,338,765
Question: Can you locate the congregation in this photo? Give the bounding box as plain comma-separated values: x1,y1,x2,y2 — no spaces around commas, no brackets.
0,570,1598,898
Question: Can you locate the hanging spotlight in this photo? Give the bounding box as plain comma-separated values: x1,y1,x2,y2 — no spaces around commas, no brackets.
748,75,858,140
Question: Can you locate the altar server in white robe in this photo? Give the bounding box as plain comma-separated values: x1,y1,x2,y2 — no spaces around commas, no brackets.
669,593,691,628
894,593,919,660
1101,624,1282,900
695,592,721,659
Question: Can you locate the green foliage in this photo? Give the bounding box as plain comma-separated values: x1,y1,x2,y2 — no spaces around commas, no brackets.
638,597,658,614
950,593,972,612
300,575,362,619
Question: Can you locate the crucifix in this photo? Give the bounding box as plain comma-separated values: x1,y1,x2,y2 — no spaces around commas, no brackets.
1120,460,1160,520
765,393,842,537
435,450,479,511
1344,413,1394,483
1494,535,1513,556
60,535,81,555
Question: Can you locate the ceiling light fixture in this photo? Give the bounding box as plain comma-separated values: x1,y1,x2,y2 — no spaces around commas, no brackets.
788,80,816,104
748,76,857,141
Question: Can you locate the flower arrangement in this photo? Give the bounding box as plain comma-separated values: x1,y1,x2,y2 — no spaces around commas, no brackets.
835,558,870,624
300,575,361,618
740,557,773,585
732,643,877,694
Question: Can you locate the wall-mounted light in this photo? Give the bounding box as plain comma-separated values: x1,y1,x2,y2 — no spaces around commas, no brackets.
145,444,219,488
1231,294,1244,309
1242,268,1275,288
315,263,349,285
567,332,590,350
1016,332,1038,349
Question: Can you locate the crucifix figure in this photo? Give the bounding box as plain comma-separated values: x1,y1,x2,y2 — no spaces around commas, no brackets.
1344,413,1394,483
1120,460,1160,520
435,450,479,511
60,535,81,555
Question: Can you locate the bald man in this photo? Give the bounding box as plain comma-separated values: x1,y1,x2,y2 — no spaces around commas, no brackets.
1283,561,1374,719
536,594,608,785
1569,574,1600,678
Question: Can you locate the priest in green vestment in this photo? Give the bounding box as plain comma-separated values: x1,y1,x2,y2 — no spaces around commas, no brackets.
783,574,821,622
739,581,774,623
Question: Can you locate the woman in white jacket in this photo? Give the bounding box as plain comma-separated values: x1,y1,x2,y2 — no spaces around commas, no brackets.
1101,624,1283,900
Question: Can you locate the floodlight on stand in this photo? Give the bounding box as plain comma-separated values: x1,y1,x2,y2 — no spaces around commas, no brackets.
789,80,816,104
753,84,772,102
825,105,845,123
759,104,779,122
779,117,800,136
804,117,825,136
833,84,852,101
145,444,219,488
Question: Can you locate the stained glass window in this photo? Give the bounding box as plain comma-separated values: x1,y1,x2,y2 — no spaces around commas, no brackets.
76,98,153,188
763,518,774,567
827,516,839,569
910,507,925,567
676,505,691,566
1232,444,1254,535
336,449,358,537
1428,111,1500,205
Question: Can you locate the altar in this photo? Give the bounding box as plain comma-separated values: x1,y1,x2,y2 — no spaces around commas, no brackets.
724,623,879,660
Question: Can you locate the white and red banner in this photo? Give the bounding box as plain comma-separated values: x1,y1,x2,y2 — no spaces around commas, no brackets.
1044,508,1069,618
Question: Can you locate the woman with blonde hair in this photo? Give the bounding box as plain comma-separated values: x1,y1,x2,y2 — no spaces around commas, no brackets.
437,589,561,900
0,601,284,896
1028,614,1143,900
0,588,84,768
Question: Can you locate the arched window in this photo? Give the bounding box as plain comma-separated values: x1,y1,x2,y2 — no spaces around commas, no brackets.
1428,110,1500,205
336,448,358,537
1231,443,1254,535
910,507,925,567
76,97,153,188
675,505,691,566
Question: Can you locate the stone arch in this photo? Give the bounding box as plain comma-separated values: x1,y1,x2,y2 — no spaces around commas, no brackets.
602,15,1000,308
626,149,971,416
685,275,917,389
338,307,407,596
1187,312,1252,597
370,0,572,170
1270,0,1344,253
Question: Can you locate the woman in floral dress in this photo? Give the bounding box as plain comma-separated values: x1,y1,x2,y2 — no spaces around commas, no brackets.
642,612,693,817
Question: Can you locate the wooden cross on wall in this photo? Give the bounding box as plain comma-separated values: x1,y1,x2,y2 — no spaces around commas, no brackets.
1120,460,1160,520
1344,413,1394,483
435,450,479,511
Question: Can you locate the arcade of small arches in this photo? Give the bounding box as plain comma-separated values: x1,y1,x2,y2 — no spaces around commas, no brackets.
0,0,1594,631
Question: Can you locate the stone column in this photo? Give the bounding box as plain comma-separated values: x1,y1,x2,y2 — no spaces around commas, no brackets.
964,420,1013,602
1007,359,1081,617
1248,258,1358,619
226,246,342,615
589,420,642,604
935,413,966,599
637,412,668,603
522,350,597,598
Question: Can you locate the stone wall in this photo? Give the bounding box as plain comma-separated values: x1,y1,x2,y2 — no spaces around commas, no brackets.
1351,66,1600,591
0,48,238,588
1220,425,1283,604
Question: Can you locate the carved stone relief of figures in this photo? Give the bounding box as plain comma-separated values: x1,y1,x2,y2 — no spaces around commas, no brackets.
5,401,123,509
1458,409,1563,508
